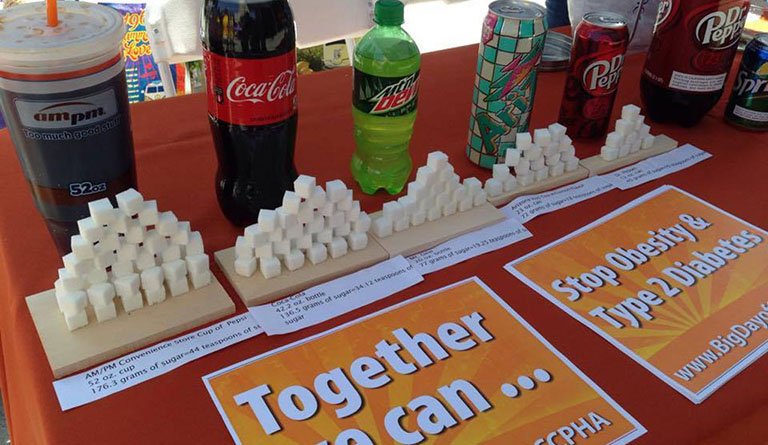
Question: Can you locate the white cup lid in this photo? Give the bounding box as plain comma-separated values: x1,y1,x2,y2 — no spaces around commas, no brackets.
0,2,125,75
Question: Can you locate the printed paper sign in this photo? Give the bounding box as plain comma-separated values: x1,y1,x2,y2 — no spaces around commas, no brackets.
506,186,768,403
204,278,645,444
603,144,711,190
506,176,615,224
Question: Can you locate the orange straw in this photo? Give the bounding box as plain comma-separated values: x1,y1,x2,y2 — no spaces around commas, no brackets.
46,0,59,27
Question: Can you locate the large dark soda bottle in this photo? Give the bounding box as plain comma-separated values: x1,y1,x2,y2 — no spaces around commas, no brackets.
201,0,298,226
640,0,750,127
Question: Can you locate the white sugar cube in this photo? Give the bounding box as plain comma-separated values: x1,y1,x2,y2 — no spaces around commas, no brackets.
334,222,351,237
438,165,455,182
382,201,404,221
559,135,573,150
394,216,409,232
143,230,168,255
533,128,552,146
258,209,277,233
443,200,458,217
435,191,450,208
473,190,487,206
64,310,89,331
285,222,303,240
548,123,567,142
337,190,354,211
138,200,159,226
426,151,449,171
284,249,305,271
186,231,204,256
565,157,580,172
621,104,641,121
634,115,645,130
117,243,138,263
308,215,325,234
543,143,559,157
642,135,655,149
308,243,328,265
282,191,301,214
631,138,642,153
484,178,503,197
60,290,87,316
276,207,298,230
619,144,631,157
235,236,253,259
71,235,95,260
605,131,623,148
99,232,120,253
261,256,281,279
254,242,273,259
125,221,145,244
94,302,118,322
492,164,510,181
517,173,534,187
268,228,284,242
531,157,546,170
190,271,211,289
372,216,393,238
171,222,190,245
162,259,187,282
63,252,92,276
534,168,549,182
235,257,257,277
329,237,348,258
639,124,651,138
515,158,531,175
505,148,521,166
77,217,104,243
273,239,291,256
427,206,442,221
87,282,115,307
516,132,533,149
145,286,167,305
561,145,576,158
112,212,130,234
296,233,313,250
116,188,143,216
85,267,108,285
326,180,348,203
315,228,333,244
309,186,327,208
443,178,460,194
410,210,426,226
503,176,518,193
157,211,178,236
463,177,482,194
353,212,371,233
111,260,134,278
347,232,368,251
88,198,116,226
141,266,165,291
525,146,543,160
600,146,620,161
320,201,335,217
459,196,473,212
452,186,467,202
415,166,437,186
346,201,361,222
407,181,426,200
168,278,190,297
244,224,268,247
135,248,156,271
329,211,346,228
58,268,84,291
615,119,633,135
185,254,209,277
293,175,316,199
297,203,314,224
545,153,561,166
549,162,565,177
121,292,144,313
113,273,140,297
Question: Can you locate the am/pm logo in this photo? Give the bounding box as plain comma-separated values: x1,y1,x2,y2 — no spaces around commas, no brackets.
16,90,118,130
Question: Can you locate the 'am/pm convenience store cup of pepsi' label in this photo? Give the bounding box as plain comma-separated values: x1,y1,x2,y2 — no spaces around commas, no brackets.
0,2,136,254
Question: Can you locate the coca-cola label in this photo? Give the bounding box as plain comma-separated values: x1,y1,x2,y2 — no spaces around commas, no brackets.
353,69,419,117
204,50,297,125
581,54,625,96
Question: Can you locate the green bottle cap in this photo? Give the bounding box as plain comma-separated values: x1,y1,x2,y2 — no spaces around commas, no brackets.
374,0,404,26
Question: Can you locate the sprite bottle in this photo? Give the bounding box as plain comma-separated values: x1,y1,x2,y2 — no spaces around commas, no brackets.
351,0,420,195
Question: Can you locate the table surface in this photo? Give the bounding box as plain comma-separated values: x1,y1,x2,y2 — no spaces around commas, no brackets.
0,44,766,444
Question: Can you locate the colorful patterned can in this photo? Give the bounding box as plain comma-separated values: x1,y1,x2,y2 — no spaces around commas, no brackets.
466,0,547,169
724,33,768,131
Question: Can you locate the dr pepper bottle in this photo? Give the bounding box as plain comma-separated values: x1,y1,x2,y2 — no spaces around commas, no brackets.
558,12,629,139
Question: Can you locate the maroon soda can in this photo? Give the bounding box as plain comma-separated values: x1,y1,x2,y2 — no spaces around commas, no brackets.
558,12,629,139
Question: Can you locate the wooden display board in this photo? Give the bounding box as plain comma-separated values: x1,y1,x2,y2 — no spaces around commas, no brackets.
580,134,678,176
487,165,590,207
27,276,235,379
215,239,389,307
370,202,506,258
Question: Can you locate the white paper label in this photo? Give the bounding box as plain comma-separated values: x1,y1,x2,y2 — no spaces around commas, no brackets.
670,71,727,92
604,144,712,190
505,176,616,223
249,256,424,335
53,314,262,411
733,104,768,123
408,214,531,275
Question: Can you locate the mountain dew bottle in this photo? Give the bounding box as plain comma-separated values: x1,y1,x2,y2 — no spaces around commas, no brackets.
351,0,420,195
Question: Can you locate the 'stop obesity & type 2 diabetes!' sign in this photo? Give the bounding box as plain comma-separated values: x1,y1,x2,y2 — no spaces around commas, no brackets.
507,185,768,404
203,278,645,444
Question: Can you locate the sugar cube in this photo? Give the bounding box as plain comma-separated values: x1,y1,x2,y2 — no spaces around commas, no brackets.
254,242,273,259
168,278,190,297
346,201,361,222
559,135,573,150
328,237,348,259
320,201,335,217
116,243,139,264
158,245,180,262
337,190,354,211
293,175,316,199
99,232,120,253
615,119,633,135
235,257,257,277
282,191,301,214
141,266,165,291
353,212,371,233
484,178,503,197
63,252,93,276
410,210,426,226
515,158,531,175
273,239,291,256
309,186,327,208
276,207,298,230
347,232,368,251
435,191,450,207
452,186,467,202
438,165,455,182
58,268,84,291
372,216,393,238
315,228,333,244
407,181,426,201
605,131,623,149
138,200,159,226
397,195,418,217
94,302,118,322
115,188,143,216
71,235,95,260
621,104,641,121
534,168,549,182
60,290,87,316
111,261,134,278
334,222,351,237
308,215,325,234
426,151,449,171
258,209,278,233
298,203,314,224
285,223,303,241
631,137,642,153
443,200,458,217
113,273,140,297
561,145,576,158
77,217,104,243
548,123,567,142
135,248,156,271
505,148,521,166
415,166,436,186
549,161,565,177
185,254,209,277
516,132,533,149
65,311,89,331
125,221,146,244
393,216,409,232
543,143,560,157
634,115,645,130
517,173,534,187
565,157,580,172
533,128,552,146
459,196,474,212
464,177,482,194
545,153,561,166
186,231,204,256
525,146,543,160
600,146,619,161
642,135,655,149
427,206,442,221
88,198,116,226
112,212,130,234
261,256,282,279
157,211,179,236
492,164,510,181
171,222,190,245
269,228,284,242
382,201,404,221
284,249,305,271
308,243,328,265
145,286,167,305
531,157,546,170
503,176,517,193
121,292,144,313
296,233,313,250
190,271,211,289
326,180,348,203
143,230,168,255
619,144,631,157
162,259,187,283
87,282,115,307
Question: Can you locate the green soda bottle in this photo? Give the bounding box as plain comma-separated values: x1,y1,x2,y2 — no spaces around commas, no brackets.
351,0,420,195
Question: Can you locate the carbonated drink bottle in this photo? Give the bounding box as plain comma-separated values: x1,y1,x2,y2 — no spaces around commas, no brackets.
351,0,420,195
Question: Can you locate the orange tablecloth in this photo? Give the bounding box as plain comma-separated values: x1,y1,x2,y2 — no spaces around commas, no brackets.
0,45,766,444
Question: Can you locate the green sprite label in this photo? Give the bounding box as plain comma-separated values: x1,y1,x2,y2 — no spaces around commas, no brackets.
353,69,419,117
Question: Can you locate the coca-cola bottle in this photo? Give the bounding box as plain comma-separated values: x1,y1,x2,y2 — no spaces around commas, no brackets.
201,0,298,226
640,0,750,127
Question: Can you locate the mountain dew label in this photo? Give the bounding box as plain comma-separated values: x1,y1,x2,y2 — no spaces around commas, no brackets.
467,1,547,169
353,69,419,117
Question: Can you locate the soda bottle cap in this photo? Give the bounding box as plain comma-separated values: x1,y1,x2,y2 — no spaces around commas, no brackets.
0,2,124,77
374,0,404,26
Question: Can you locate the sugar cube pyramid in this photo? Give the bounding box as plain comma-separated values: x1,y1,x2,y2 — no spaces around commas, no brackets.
600,104,656,161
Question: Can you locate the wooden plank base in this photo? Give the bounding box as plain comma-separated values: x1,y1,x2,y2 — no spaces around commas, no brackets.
26,276,235,379
580,134,679,176
487,166,591,207
371,202,506,258
215,239,389,307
